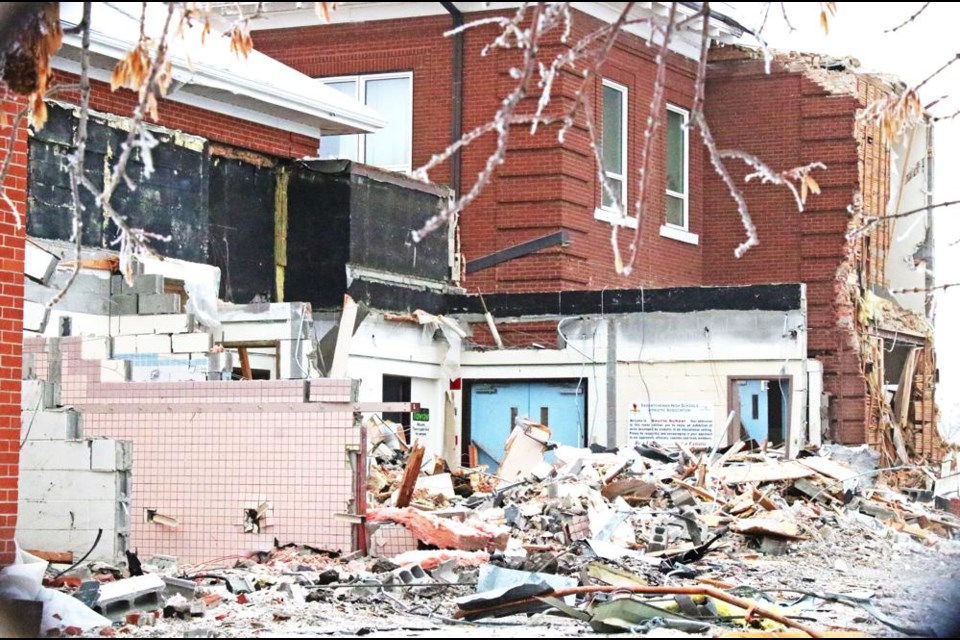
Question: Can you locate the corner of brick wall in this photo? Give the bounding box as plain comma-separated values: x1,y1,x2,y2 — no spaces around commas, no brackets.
0,92,28,566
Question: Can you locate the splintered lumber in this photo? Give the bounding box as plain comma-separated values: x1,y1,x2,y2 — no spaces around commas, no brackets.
715,461,815,485
368,507,508,551
601,478,656,504
797,456,858,483
731,511,803,540
25,549,73,564
395,443,426,508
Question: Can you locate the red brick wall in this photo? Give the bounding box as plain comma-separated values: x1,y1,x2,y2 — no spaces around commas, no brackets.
49,70,318,160
254,8,704,293
0,92,28,565
703,54,868,443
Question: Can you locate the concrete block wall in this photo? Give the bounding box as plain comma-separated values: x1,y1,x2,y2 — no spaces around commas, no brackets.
17,378,131,563
23,337,359,563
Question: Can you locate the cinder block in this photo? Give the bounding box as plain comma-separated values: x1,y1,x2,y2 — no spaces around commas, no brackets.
18,498,125,531
117,314,194,336
21,410,82,441
19,469,123,502
220,322,292,342
132,274,164,295
21,379,55,411
91,439,131,472
24,301,50,333
110,294,139,316
171,332,213,354
138,293,182,315
136,334,172,354
100,359,130,383
81,336,112,361
20,440,91,471
112,335,137,355
25,241,60,284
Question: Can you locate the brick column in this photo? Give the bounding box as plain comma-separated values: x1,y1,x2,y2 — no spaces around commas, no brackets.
0,93,28,565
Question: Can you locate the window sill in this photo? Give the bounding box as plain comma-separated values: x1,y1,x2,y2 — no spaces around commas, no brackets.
594,208,638,229
659,224,699,245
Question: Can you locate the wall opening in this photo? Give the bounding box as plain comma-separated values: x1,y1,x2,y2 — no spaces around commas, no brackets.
731,378,790,447
382,374,412,442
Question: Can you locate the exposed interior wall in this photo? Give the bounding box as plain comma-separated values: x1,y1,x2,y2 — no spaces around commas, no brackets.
343,302,813,466
22,337,359,563
254,7,705,293
0,92,28,566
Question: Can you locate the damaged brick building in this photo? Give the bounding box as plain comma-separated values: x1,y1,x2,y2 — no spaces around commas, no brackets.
0,2,945,565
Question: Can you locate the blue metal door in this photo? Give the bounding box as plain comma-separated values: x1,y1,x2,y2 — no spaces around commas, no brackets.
737,380,768,442
469,381,585,471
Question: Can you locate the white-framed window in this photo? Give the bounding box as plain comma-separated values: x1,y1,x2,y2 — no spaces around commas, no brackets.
660,104,697,244
664,104,689,229
318,72,413,173
596,79,634,227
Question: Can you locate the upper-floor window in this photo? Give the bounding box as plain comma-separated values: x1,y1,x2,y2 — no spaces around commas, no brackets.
665,104,689,230
600,79,628,212
319,72,413,173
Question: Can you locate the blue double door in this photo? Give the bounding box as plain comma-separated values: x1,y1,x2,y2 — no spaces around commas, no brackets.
468,380,586,470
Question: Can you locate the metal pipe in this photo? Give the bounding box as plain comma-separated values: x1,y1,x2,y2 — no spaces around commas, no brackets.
440,1,464,197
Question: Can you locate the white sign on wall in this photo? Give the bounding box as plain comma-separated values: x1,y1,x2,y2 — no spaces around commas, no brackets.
411,408,431,443
627,402,714,447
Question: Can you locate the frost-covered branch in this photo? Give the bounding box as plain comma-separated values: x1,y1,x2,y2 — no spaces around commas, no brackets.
48,2,93,309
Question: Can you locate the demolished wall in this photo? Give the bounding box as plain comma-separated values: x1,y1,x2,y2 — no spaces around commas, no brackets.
22,337,361,563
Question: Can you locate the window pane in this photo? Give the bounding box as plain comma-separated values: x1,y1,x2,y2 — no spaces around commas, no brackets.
666,194,685,227
666,109,685,194
602,177,623,209
602,85,623,175
319,81,359,161
364,77,412,170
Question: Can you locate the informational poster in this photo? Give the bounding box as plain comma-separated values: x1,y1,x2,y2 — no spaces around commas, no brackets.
411,408,431,443
627,402,714,447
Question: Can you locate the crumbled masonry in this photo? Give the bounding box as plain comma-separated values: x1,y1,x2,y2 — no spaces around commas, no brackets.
7,417,960,638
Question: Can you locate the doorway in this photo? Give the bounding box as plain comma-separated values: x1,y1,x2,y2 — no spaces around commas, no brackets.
464,379,586,471
731,378,790,447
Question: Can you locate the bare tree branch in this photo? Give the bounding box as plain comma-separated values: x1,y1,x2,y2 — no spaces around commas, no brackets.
847,199,960,240
615,1,679,276
48,2,92,309
884,2,931,33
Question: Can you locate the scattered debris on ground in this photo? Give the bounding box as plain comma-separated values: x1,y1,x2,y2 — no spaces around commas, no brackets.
5,417,960,637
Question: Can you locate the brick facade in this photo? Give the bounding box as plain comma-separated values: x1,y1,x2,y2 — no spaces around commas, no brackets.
0,92,28,565
254,9,705,293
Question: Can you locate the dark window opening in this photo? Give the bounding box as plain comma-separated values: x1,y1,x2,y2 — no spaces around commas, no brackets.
383,374,412,442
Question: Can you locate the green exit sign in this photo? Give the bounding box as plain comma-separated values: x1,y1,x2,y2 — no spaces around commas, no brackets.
412,408,430,422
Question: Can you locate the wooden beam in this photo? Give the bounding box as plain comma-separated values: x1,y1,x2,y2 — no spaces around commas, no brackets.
395,443,426,508
238,346,252,380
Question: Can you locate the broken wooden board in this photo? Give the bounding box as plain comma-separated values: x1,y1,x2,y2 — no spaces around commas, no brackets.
395,443,426,509
716,461,816,485
24,549,72,564
586,562,648,588
797,456,858,483
731,511,802,540
601,478,656,505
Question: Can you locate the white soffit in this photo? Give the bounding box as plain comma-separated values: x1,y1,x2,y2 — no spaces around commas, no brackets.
222,1,744,60
53,2,386,139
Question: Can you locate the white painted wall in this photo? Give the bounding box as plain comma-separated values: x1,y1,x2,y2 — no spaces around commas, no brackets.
342,305,818,462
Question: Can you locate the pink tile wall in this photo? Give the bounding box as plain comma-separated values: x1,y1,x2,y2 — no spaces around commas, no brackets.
26,337,361,564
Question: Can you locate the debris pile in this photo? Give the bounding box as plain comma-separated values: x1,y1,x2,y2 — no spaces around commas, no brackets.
7,417,960,637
